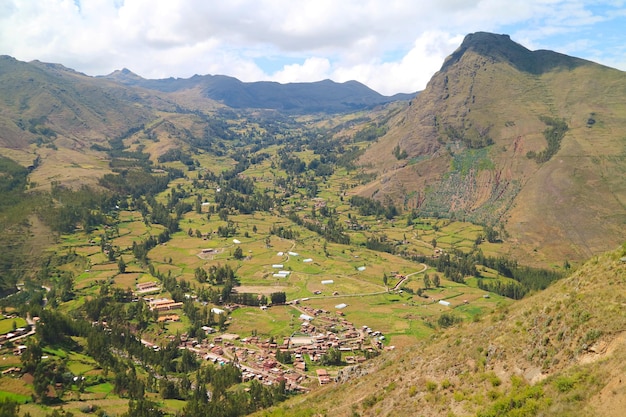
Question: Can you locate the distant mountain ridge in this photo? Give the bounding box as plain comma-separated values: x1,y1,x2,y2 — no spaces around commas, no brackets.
101,69,416,113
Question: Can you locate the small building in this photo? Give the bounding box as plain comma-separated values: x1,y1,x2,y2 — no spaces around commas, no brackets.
148,298,183,311
157,314,180,323
438,300,451,307
321,280,334,285
316,369,331,385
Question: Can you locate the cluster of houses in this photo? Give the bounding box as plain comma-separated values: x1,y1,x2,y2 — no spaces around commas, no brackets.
129,279,389,390
0,326,30,344
135,301,388,390
0,316,37,356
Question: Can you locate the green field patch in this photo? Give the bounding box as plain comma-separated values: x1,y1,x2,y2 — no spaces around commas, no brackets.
0,317,27,334
228,306,299,338
85,382,114,394
0,390,32,404
112,272,141,290
42,346,69,359
67,352,99,375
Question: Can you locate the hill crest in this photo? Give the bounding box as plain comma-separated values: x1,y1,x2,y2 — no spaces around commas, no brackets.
441,31,589,74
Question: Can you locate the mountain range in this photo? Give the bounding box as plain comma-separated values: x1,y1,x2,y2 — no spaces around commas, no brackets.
101,69,415,113
0,32,625,266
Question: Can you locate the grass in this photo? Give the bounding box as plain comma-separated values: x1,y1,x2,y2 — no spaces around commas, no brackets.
0,317,27,334
84,382,114,394
0,391,32,404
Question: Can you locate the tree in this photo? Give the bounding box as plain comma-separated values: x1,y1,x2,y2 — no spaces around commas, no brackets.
432,274,440,288
484,225,499,243
423,273,431,289
118,256,126,274
438,312,460,328
270,292,286,305
0,399,19,417
320,347,342,365
194,267,208,283
382,273,388,289
233,246,244,260
431,238,437,248
121,399,164,417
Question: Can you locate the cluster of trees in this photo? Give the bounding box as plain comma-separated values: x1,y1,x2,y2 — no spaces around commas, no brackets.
527,117,568,163
269,224,299,240
409,248,562,299
392,144,408,160
365,236,396,254
181,365,287,417
352,123,388,142
288,210,350,245
349,196,398,219
131,230,170,263
43,184,113,233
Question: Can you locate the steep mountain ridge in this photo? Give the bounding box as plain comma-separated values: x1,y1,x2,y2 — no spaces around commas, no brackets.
357,33,626,265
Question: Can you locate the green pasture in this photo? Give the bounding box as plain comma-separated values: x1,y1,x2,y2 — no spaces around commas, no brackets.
85,382,114,394
0,317,27,334
0,391,32,404
228,306,300,338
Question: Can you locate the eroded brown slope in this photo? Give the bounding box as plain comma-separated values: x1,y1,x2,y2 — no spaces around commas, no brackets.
356,33,626,265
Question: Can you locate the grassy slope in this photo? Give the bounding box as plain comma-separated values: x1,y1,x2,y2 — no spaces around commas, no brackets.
256,244,626,417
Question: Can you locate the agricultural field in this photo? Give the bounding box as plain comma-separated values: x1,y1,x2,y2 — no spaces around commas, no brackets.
0,108,552,417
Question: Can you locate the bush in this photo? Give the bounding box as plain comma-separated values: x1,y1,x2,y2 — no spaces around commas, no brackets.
438,312,462,328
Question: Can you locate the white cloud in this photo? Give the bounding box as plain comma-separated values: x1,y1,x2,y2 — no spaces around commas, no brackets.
0,0,624,94
272,57,332,84
331,32,464,95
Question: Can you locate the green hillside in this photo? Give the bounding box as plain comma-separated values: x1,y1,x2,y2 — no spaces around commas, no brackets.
255,244,626,417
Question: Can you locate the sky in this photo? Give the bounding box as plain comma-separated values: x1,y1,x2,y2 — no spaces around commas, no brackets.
1,0,625,95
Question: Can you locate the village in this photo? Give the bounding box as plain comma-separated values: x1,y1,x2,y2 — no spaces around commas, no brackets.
136,282,390,391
